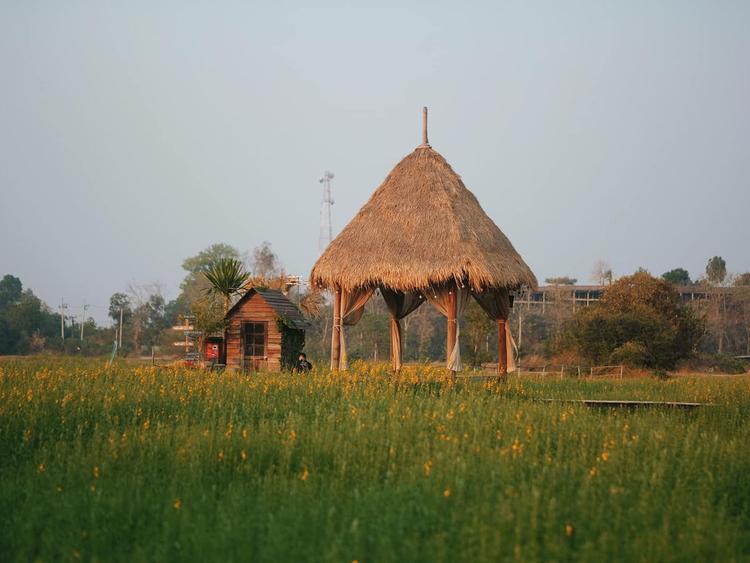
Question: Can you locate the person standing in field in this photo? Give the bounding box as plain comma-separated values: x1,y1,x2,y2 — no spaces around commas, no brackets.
294,353,313,373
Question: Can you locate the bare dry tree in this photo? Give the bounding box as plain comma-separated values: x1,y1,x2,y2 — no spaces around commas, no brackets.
591,260,613,286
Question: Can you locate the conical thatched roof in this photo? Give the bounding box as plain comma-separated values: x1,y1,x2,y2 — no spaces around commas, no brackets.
310,118,537,293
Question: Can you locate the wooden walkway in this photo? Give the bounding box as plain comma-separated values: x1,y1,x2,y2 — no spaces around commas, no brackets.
537,399,711,409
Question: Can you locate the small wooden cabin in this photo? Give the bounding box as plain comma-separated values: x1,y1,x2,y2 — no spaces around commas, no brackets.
225,288,309,372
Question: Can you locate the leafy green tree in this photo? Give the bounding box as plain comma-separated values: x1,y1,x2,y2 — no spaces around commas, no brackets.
662,268,692,286
171,244,242,324
135,294,167,347
182,243,240,282
463,299,495,368
0,290,47,354
5,290,48,338
204,258,249,363
345,309,390,363
0,316,12,354
545,276,577,285
0,281,60,354
109,293,131,325
0,275,22,309
572,272,703,370
706,256,727,286
0,275,113,356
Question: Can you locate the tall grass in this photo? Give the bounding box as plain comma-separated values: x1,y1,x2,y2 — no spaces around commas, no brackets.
1,357,749,562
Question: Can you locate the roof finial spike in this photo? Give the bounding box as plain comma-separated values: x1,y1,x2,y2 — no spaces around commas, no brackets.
421,106,430,147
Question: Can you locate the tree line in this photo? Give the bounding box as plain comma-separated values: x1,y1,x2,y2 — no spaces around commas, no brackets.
2,247,749,374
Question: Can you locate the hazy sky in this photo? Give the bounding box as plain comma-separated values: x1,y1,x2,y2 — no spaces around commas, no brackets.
1,1,749,324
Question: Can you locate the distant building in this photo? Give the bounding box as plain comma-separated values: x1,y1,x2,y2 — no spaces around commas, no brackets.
513,284,713,313
224,288,309,372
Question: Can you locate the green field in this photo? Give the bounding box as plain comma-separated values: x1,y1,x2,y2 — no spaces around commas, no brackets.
1,358,749,562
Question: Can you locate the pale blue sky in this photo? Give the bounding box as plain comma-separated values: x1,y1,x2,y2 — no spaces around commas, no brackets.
1,1,749,324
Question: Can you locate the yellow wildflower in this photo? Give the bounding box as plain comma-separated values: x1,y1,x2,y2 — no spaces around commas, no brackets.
511,439,523,457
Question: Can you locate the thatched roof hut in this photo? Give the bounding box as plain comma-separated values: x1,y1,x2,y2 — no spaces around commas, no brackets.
310,108,537,376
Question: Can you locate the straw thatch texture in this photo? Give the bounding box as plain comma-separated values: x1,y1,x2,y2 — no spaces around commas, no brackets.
311,146,537,292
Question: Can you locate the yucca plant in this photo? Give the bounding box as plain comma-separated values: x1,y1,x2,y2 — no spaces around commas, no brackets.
203,258,249,363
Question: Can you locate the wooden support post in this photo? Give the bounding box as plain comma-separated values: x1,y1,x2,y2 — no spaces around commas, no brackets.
331,288,342,371
447,288,457,378
517,313,523,351
497,319,508,381
390,318,401,373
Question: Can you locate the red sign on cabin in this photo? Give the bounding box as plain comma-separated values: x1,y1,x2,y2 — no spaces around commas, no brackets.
205,343,219,360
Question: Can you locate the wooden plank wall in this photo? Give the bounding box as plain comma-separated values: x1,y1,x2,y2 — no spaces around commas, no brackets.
226,293,282,371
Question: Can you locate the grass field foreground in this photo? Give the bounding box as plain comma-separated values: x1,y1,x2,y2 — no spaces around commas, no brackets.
1,358,749,562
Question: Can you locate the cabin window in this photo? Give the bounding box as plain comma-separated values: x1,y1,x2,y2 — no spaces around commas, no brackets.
242,322,267,358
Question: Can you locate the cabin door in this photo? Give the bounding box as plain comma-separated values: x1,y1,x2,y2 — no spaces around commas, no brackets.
242,321,268,371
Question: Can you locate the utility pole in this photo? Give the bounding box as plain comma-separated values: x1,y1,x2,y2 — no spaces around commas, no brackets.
318,171,335,254
60,299,68,340
118,307,124,350
80,303,88,341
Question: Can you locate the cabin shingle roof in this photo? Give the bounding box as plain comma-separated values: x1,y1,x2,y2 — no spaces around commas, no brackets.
226,288,310,329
